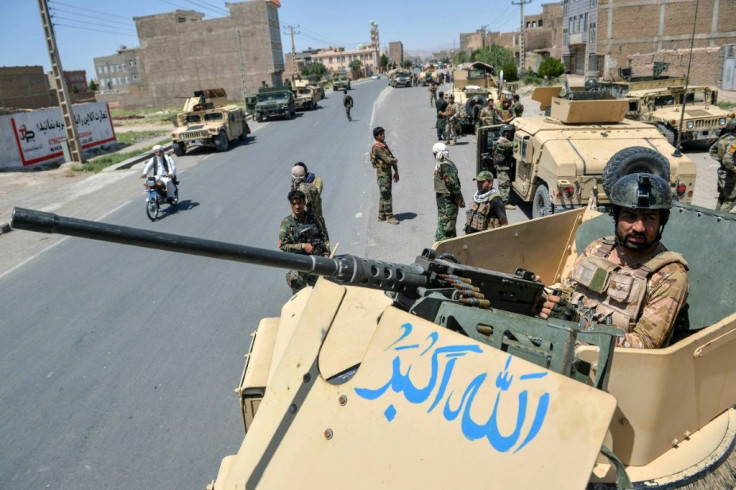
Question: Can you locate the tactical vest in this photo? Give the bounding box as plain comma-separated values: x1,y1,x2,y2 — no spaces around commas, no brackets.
570,239,688,332
433,162,455,194
465,192,502,232
715,135,736,160
499,108,513,120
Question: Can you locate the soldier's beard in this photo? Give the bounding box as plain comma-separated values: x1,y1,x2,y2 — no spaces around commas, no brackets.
617,229,656,252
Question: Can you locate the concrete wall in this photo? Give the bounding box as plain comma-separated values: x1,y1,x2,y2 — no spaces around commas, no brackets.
0,66,56,110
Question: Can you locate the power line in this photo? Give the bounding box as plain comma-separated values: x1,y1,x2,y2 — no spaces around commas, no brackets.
50,0,133,21
179,0,228,16
50,7,136,28
50,14,137,32
53,22,138,38
156,0,200,13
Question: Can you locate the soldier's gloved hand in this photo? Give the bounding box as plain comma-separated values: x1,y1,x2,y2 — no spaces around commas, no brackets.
540,294,580,322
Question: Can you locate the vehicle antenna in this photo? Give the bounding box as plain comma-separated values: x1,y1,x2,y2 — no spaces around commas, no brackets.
673,0,701,157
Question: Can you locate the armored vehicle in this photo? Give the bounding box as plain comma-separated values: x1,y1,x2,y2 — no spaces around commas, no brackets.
476,87,697,217
11,199,736,489
306,79,325,100
332,72,351,91
170,88,249,156
419,66,438,86
254,87,296,122
387,68,411,88
448,62,501,133
292,84,319,111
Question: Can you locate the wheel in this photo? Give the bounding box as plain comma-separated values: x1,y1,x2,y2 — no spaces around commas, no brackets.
238,122,248,141
532,183,553,218
146,197,159,222
173,141,186,157
657,123,677,146
601,146,671,198
214,130,229,152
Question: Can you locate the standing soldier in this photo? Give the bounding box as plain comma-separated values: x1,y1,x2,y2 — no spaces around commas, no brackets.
444,94,458,145
278,190,331,294
291,165,328,247
464,170,509,234
435,91,448,141
498,97,515,124
479,99,498,127
343,89,354,121
709,119,736,212
494,124,516,210
432,143,465,240
511,94,524,117
429,82,437,107
370,126,400,224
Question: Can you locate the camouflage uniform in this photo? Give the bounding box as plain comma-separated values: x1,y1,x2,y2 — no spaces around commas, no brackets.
497,106,514,123
278,211,330,294
493,135,514,204
465,191,505,233
371,141,399,220
435,96,448,141
434,159,464,240
444,102,459,144
343,93,354,121
429,85,437,107
511,101,524,117
559,238,689,349
479,105,499,127
297,181,325,231
708,133,736,212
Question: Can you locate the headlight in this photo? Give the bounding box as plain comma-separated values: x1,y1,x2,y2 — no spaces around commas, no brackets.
719,118,727,125
686,121,694,129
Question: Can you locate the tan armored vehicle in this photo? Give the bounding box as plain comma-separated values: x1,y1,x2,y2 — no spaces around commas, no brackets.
387,68,412,88
10,200,736,489
306,79,325,100
291,81,319,111
448,62,501,133
477,87,697,217
419,65,438,86
171,88,249,156
598,66,734,145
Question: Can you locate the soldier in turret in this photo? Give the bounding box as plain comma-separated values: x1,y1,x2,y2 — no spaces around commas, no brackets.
493,125,516,209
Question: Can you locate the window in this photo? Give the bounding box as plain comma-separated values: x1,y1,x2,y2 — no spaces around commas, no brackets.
589,22,597,42
177,17,186,23
584,13,588,31
591,0,597,6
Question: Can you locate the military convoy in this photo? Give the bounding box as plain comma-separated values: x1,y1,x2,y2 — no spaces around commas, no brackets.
476,87,697,217
12,194,736,488
597,64,734,145
170,88,250,156
254,86,296,122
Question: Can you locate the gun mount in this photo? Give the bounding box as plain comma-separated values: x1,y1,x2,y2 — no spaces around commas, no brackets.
10,207,619,390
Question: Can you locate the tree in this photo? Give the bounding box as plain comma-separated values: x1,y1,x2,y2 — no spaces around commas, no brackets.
89,80,98,91
349,59,363,73
471,45,515,70
301,62,327,79
538,57,566,78
500,63,518,82
379,53,389,71
402,59,413,69
441,56,450,64
72,85,79,94
454,51,469,65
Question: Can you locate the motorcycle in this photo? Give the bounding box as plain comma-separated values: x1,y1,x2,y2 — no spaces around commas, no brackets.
145,176,178,221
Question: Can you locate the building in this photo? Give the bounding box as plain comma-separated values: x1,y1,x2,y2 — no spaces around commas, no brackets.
459,29,485,54
525,2,564,68
596,0,736,87
0,66,55,110
308,22,380,75
388,41,404,66
561,0,598,76
94,47,141,93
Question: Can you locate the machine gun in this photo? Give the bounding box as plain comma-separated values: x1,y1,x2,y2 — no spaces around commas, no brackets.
10,207,620,389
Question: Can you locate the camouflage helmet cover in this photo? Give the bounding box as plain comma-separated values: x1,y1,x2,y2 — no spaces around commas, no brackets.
610,173,672,210
500,124,515,133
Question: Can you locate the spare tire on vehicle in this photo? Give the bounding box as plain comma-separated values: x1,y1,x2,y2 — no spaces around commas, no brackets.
464,95,487,120
602,146,670,198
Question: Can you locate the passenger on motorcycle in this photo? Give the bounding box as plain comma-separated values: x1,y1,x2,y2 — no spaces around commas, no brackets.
141,145,178,203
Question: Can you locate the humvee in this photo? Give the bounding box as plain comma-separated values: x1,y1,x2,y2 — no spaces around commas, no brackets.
291,81,319,111
170,88,250,156
387,68,411,88
10,201,736,489
332,72,351,91
476,87,697,217
254,87,296,122
306,79,325,100
448,62,500,133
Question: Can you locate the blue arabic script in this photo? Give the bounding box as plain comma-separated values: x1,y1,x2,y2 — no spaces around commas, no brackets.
354,322,550,453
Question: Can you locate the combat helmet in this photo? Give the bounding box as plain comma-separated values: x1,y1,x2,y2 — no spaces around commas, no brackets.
500,124,515,134
725,118,736,133
610,173,673,234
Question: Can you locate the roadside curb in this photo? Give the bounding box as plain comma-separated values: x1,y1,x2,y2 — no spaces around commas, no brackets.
104,142,173,172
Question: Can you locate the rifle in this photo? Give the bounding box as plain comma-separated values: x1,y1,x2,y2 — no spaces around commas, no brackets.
10,207,620,389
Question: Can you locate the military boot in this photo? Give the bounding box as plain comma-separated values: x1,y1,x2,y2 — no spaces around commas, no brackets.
385,216,399,225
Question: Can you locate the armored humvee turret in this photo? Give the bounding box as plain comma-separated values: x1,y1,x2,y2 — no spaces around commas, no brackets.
476,87,697,217
170,88,249,156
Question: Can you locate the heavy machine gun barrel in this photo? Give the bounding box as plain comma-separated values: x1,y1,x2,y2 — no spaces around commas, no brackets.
11,207,429,296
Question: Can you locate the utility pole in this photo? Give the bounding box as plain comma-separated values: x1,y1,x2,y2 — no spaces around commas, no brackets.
37,0,85,163
480,24,488,51
236,29,247,109
283,24,300,79
512,0,531,73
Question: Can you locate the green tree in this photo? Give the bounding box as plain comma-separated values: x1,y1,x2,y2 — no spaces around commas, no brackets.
349,59,363,73
471,45,515,71
538,57,566,78
301,62,327,79
379,53,389,71
89,80,98,91
454,51,469,64
441,56,450,64
500,63,518,82
402,59,413,69
72,85,79,94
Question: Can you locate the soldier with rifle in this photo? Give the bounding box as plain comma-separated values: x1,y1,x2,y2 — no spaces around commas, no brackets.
278,189,330,294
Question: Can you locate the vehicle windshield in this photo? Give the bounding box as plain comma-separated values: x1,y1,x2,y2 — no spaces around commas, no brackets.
259,92,289,101
204,112,223,121
186,114,201,123
298,88,311,95
653,95,676,108
684,90,708,104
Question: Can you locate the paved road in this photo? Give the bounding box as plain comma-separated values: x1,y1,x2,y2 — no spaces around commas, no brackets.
0,78,724,489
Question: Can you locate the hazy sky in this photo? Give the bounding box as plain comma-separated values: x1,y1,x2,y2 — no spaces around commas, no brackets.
1,0,549,80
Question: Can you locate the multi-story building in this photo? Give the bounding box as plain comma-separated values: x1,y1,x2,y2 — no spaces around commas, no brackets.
460,29,485,54
97,0,284,108
561,0,598,76
308,22,381,75
388,41,404,66
0,66,55,110
94,47,141,93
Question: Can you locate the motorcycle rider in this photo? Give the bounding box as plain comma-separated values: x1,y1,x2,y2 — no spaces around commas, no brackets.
141,145,178,203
